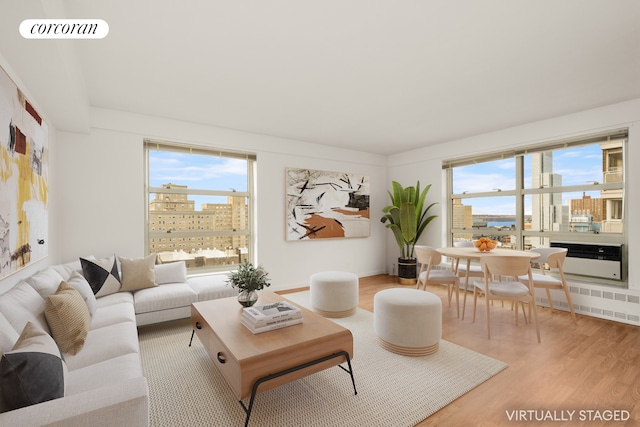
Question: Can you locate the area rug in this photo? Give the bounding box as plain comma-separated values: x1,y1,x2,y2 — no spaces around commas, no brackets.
139,291,508,427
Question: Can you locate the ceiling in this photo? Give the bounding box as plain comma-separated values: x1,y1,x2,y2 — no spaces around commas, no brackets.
1,0,640,155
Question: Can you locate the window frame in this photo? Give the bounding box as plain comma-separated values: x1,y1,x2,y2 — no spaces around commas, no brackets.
444,129,628,282
144,139,256,273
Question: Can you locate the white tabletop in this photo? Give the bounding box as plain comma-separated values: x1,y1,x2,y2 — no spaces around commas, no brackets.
437,246,541,260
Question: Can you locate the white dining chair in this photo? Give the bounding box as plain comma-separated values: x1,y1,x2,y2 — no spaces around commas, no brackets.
451,241,483,274
473,255,541,343
415,246,461,317
518,247,577,324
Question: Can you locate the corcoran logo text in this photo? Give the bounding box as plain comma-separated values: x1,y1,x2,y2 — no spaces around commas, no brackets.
20,19,109,39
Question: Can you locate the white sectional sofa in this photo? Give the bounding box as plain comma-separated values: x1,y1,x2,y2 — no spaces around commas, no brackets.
0,256,237,426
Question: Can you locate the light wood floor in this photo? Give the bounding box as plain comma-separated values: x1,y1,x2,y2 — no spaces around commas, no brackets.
283,274,640,426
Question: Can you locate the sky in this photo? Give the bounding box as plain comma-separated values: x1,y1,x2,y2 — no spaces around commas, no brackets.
148,145,605,216
452,144,604,216
149,151,249,209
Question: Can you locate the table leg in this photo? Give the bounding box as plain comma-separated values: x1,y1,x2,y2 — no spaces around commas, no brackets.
239,350,356,426
461,259,471,320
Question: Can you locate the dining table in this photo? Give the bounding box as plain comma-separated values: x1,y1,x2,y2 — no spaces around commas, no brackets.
436,247,541,320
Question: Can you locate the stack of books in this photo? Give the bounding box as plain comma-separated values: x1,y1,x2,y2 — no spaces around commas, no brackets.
241,301,303,334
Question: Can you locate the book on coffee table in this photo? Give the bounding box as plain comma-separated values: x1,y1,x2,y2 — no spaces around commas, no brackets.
242,309,302,327
241,314,303,334
243,301,301,322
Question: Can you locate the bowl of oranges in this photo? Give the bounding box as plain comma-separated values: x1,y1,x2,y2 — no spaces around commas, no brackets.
474,237,497,252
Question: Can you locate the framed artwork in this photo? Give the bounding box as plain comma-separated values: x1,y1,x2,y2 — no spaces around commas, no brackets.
286,167,370,240
0,65,49,279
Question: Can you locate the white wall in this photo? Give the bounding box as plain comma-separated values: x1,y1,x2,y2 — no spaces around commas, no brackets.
51,108,388,291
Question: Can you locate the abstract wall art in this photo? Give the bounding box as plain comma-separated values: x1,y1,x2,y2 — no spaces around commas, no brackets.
0,65,49,279
286,167,370,241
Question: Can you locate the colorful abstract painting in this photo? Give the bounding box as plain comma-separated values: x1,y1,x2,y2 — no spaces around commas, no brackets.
286,168,370,240
0,65,49,279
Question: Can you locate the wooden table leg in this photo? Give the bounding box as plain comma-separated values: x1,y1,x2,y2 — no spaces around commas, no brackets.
461,259,471,320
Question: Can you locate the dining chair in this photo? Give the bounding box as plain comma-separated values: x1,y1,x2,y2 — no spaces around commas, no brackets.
518,247,577,324
473,255,541,343
451,241,485,320
451,240,484,276
415,246,461,317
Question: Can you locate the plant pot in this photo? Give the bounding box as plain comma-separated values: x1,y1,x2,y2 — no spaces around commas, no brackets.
397,257,417,285
237,289,258,307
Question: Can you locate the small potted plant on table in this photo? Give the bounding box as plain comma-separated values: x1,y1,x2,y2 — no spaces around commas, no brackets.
227,261,271,307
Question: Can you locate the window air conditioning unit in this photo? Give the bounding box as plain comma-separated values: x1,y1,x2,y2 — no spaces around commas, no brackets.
550,241,623,281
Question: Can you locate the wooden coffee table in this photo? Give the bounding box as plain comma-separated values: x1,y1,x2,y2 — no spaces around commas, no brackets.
190,291,356,426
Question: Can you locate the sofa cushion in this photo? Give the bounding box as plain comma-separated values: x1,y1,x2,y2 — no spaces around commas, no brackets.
0,322,67,411
51,259,83,280
45,281,91,355
154,261,187,285
65,271,97,318
0,281,49,335
95,291,134,309
0,313,19,355
90,302,136,330
62,321,140,371
0,313,20,409
133,283,197,314
188,274,238,301
24,267,65,299
66,353,143,396
119,254,157,292
80,255,122,297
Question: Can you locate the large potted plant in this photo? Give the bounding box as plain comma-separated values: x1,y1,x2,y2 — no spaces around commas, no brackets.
227,261,271,307
381,181,437,284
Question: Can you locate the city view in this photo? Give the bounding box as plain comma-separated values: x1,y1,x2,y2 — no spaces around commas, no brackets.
147,150,251,270
452,140,623,250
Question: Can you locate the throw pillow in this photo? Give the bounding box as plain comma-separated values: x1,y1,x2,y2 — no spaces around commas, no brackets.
65,271,98,317
154,261,188,285
80,255,122,297
0,322,67,411
44,281,91,355
118,254,158,292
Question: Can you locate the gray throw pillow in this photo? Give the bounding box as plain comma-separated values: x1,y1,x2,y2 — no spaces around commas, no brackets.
0,322,67,411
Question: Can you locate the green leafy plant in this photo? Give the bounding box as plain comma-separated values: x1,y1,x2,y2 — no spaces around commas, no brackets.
227,261,271,292
381,181,438,259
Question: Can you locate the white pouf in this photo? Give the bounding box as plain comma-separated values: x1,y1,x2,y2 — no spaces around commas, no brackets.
373,288,442,356
309,271,359,317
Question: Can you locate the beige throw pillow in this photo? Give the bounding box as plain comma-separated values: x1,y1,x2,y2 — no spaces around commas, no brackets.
119,254,158,292
44,281,91,355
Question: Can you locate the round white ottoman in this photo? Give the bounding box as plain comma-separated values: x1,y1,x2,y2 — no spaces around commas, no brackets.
373,288,442,356
310,271,359,317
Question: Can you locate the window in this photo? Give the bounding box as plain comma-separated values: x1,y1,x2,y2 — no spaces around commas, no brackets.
144,140,256,273
445,130,627,281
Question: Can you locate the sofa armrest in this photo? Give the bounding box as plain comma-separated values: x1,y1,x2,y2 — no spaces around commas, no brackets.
0,377,149,427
